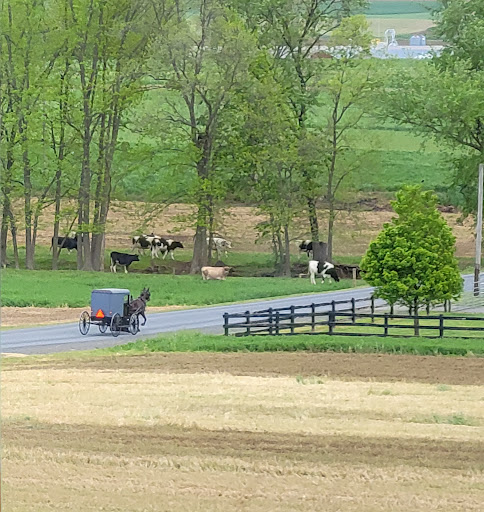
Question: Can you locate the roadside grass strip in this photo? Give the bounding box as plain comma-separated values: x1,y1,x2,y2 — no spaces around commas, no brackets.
99,332,484,357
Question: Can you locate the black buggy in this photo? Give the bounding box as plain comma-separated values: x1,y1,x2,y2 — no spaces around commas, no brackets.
78,288,141,337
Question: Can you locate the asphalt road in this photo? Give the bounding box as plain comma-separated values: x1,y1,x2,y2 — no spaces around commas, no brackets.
1,274,476,355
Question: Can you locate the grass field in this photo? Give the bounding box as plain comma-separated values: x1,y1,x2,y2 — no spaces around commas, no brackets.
0,268,355,308
3,347,483,511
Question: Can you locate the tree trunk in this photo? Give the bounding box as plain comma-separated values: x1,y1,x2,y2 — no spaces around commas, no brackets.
21,126,35,270
1,204,9,267
52,59,68,270
312,241,327,262
7,204,19,269
77,108,93,271
307,196,319,242
191,224,208,274
413,298,420,336
327,209,335,261
190,134,212,274
283,225,291,277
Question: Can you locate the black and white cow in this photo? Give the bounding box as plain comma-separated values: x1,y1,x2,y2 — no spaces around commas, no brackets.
298,240,313,258
207,237,232,259
51,234,78,253
110,252,140,273
132,234,159,256
308,260,340,285
156,238,184,260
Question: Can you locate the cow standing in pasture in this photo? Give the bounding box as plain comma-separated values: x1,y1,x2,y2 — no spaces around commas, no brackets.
156,238,184,260
308,260,340,285
201,266,231,281
51,234,78,253
207,237,232,260
110,252,140,273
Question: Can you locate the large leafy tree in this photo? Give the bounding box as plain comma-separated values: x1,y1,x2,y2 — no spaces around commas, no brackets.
382,0,484,213
361,185,462,333
150,0,255,273
315,15,376,259
231,0,367,242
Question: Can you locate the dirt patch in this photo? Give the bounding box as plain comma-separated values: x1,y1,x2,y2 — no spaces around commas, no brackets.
12,352,484,386
0,305,185,328
12,199,477,258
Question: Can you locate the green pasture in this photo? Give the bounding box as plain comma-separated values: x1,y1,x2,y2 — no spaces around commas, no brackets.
3,245,362,273
363,1,438,17
0,268,355,308
99,331,484,357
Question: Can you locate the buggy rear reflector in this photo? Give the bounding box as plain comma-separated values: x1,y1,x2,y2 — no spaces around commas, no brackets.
95,309,105,319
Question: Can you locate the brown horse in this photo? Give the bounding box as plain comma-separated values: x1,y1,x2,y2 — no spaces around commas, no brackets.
129,287,150,325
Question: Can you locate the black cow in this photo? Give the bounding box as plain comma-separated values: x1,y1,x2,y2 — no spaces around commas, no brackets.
298,240,313,257
51,234,78,253
110,252,140,273
157,238,184,260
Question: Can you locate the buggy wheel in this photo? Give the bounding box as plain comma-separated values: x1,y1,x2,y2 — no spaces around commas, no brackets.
79,311,90,335
110,313,121,337
128,314,139,335
98,322,108,333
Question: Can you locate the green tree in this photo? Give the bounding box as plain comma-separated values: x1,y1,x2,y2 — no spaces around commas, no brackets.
231,0,367,242
381,0,484,213
361,185,462,334
150,0,255,273
315,16,376,259
222,56,301,276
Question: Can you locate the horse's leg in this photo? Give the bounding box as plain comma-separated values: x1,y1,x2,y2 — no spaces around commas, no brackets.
140,311,147,325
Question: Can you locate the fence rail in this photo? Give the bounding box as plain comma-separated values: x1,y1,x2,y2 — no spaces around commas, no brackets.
223,297,484,339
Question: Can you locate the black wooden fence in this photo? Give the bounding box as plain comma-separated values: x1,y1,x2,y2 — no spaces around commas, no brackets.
223,297,484,339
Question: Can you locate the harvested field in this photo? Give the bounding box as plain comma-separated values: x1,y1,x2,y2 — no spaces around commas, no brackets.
2,352,484,511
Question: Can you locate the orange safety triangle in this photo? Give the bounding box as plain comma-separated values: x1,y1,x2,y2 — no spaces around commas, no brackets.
95,309,105,319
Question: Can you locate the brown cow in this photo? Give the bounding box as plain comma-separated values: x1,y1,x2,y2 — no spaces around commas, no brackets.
201,266,230,281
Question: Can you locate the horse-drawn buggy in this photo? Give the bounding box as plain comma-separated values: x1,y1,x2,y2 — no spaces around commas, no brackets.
79,287,150,337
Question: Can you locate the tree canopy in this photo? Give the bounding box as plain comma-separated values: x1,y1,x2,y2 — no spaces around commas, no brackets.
361,185,463,317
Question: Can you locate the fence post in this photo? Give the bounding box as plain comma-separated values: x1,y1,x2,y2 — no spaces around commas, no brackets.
223,313,229,336
371,295,375,322
351,298,356,323
328,310,335,335
275,311,280,335
245,310,251,336
290,306,295,334
311,303,316,332
439,315,444,338
352,267,357,287
383,313,389,336
268,308,273,335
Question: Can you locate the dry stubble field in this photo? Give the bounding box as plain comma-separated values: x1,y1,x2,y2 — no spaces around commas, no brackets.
2,352,484,511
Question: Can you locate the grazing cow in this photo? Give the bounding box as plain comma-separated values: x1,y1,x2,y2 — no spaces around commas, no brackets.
110,252,140,273
308,260,340,285
201,266,230,281
51,234,78,253
156,238,184,260
298,240,313,258
207,237,232,259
